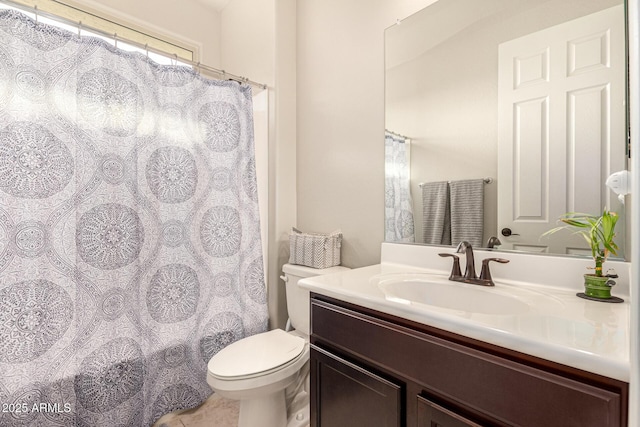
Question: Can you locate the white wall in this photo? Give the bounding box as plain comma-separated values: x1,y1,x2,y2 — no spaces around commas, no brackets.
220,0,275,85
296,0,436,268
221,0,297,329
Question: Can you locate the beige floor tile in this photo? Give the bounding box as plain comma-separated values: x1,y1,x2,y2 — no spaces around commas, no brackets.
153,394,239,427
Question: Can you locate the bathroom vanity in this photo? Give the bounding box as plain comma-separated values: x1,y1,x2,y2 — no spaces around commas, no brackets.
301,244,631,427
310,294,627,426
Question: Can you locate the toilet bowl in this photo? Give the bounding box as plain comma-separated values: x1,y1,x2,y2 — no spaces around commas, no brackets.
207,263,349,427
207,329,309,427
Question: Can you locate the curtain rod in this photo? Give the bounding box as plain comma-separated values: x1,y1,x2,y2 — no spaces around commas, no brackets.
0,0,267,91
385,129,410,140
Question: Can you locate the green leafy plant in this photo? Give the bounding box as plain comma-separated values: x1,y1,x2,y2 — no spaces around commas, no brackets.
543,208,619,277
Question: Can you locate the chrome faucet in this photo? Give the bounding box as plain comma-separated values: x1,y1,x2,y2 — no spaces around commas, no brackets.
439,241,510,286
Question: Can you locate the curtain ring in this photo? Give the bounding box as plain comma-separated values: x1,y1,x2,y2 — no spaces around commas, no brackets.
173,53,178,66
78,20,82,36
144,43,149,57
33,5,38,22
114,32,118,48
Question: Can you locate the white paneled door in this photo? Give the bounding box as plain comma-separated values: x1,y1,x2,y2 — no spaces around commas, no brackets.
497,5,626,254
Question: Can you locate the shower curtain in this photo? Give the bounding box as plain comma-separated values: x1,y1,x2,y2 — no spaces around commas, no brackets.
385,132,415,243
0,10,267,427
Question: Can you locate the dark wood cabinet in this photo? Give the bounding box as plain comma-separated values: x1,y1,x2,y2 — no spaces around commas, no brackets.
311,345,402,427
309,294,628,427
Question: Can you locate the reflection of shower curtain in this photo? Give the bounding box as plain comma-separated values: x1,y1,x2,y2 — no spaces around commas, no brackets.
385,132,415,242
0,10,267,427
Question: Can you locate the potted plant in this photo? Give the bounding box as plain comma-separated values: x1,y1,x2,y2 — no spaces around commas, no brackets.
543,208,619,299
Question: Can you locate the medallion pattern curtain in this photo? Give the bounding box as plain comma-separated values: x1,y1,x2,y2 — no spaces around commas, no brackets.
385,132,415,243
0,10,267,426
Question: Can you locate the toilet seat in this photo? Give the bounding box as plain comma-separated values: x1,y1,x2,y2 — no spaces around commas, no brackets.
208,329,306,380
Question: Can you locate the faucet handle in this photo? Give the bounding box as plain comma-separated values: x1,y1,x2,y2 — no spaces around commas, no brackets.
439,253,462,280
479,258,510,285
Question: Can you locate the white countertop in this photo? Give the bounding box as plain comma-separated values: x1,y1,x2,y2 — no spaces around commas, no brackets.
300,262,631,382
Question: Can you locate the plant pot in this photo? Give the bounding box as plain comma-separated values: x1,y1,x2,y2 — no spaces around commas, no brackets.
583,274,616,299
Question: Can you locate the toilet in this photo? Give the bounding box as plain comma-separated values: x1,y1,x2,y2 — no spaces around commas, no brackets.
207,263,350,427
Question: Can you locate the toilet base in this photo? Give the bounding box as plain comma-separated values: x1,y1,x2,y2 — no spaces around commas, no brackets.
287,390,309,427
238,390,287,427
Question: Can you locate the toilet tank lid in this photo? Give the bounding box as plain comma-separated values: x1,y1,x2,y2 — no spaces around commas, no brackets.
282,263,350,278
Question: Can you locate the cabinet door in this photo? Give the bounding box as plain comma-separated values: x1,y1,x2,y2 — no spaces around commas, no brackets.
310,345,402,427
417,395,484,427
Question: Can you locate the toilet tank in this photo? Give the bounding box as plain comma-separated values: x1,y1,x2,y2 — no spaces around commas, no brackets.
282,263,350,335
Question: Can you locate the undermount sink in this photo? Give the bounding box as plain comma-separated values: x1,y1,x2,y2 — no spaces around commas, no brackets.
377,275,532,315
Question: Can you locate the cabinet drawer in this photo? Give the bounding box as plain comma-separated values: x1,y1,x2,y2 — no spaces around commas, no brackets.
417,395,483,427
311,298,625,427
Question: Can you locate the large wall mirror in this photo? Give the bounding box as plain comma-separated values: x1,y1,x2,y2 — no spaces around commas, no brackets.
385,0,629,260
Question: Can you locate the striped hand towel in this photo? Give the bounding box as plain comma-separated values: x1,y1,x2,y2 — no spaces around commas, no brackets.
449,179,484,247
421,181,451,245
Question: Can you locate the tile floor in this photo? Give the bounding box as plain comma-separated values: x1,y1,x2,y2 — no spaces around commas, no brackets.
153,394,239,427
152,391,311,427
